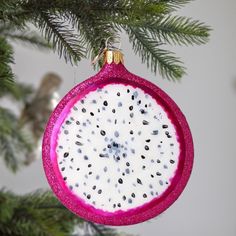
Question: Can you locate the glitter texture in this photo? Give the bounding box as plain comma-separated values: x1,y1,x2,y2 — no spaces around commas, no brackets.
42,61,194,226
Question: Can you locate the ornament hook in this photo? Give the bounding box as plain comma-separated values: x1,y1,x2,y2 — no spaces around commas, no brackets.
105,36,122,51
91,36,122,65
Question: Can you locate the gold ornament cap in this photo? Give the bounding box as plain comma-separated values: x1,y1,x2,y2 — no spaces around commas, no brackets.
103,50,124,65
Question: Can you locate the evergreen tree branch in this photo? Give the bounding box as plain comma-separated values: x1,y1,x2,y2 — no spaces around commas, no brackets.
34,11,86,64
142,15,211,46
1,28,51,50
0,108,32,172
126,26,185,81
0,189,123,236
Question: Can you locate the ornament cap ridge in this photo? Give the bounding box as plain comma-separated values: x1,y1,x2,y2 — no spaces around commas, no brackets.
103,50,124,65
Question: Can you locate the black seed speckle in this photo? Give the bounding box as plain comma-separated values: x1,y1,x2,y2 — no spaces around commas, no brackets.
76,168,80,171
140,109,146,114
144,145,149,150
146,139,151,143
99,153,109,158
117,92,120,96
112,109,116,113
157,159,161,163
131,95,135,100
98,189,102,194
151,174,154,178
156,172,162,176
88,164,92,167
88,171,92,175
66,120,71,125
75,141,83,146
90,112,94,116
92,185,96,190
130,112,134,118
123,196,126,200
137,178,142,185
152,130,159,135
118,178,123,184
143,120,149,125
103,101,108,106
131,193,135,198
63,177,67,180
118,203,121,207
76,121,80,125
170,159,175,164
84,155,88,160
87,194,91,199
82,108,86,113
113,204,116,208
61,167,65,171
162,124,168,129
126,162,130,166
100,130,106,136
129,106,133,111
127,89,130,93
141,155,146,159
143,193,147,198
63,152,69,158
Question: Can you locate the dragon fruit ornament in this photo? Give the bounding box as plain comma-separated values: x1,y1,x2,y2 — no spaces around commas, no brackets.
42,48,194,226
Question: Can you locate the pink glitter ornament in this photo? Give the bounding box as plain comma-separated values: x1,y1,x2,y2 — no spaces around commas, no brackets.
42,50,194,226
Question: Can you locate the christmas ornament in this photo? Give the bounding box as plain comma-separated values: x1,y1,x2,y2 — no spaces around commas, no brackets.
42,47,194,226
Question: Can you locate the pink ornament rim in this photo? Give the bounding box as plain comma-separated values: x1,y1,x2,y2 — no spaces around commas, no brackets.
42,63,194,226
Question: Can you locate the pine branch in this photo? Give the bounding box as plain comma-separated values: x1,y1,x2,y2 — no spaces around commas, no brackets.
0,25,51,50
0,108,32,172
126,26,185,81
0,37,15,94
0,189,124,236
0,0,211,80
158,0,193,12
143,15,211,46
34,12,86,64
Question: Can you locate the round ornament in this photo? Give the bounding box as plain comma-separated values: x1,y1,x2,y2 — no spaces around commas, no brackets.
42,49,194,225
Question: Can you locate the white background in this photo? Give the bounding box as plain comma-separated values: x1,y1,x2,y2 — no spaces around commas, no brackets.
0,0,236,235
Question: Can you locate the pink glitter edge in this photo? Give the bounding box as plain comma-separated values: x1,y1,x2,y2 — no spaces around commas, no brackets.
42,63,194,226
